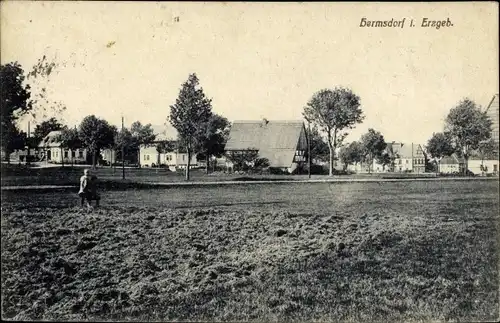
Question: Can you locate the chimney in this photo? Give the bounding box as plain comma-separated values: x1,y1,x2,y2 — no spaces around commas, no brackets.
262,118,269,126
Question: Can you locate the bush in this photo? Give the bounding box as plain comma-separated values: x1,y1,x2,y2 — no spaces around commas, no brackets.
292,164,329,175
267,167,290,175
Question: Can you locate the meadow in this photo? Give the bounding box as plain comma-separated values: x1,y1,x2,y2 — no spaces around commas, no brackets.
1,179,499,321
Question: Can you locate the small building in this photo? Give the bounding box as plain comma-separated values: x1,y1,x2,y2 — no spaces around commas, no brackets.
138,124,198,171
38,130,88,164
224,119,308,173
140,146,198,171
439,154,465,174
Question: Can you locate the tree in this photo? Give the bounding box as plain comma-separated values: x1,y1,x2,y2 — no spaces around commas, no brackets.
426,132,455,173
130,121,156,166
360,129,387,174
338,141,364,171
195,113,231,174
114,127,133,165
445,98,492,176
303,87,364,176
32,117,64,147
56,127,82,166
169,73,213,180
1,62,32,162
78,115,117,169
308,125,330,163
225,148,268,172
376,151,392,171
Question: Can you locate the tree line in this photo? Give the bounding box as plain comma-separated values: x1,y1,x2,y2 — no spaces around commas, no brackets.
2,59,496,178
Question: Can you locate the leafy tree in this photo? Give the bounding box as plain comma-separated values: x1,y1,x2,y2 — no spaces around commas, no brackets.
376,151,392,171
426,132,455,173
78,115,117,169
360,129,387,174
32,117,64,146
169,73,213,180
130,121,156,165
338,141,364,171
445,98,492,175
156,140,176,154
195,113,231,173
225,148,259,172
56,127,82,166
1,62,32,162
303,87,364,176
308,125,330,163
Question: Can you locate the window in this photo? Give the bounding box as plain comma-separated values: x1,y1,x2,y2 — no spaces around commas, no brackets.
145,155,150,161
398,159,402,165
72,151,76,158
405,160,408,164
55,150,59,158
79,150,84,158
64,150,69,158
183,155,185,161
494,165,498,172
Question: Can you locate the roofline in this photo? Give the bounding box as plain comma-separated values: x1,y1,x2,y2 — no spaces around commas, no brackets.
232,120,304,124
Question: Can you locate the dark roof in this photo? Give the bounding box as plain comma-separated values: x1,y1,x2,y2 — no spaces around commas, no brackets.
225,120,306,168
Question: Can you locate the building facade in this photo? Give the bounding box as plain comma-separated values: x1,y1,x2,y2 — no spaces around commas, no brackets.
38,130,88,164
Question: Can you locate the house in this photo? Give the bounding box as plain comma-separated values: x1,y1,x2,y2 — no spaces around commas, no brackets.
138,124,198,170
38,130,88,164
224,119,308,173
390,142,427,173
347,142,427,173
439,154,465,174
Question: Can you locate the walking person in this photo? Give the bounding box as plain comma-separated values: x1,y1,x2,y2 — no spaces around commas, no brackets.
78,169,100,209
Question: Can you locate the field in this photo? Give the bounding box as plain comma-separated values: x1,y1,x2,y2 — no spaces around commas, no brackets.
0,165,438,187
1,179,499,321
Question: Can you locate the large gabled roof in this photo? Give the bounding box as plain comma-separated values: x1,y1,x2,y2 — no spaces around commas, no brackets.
225,120,306,168
38,130,63,148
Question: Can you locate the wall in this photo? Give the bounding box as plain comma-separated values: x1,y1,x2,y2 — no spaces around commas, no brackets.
468,159,499,175
47,147,87,164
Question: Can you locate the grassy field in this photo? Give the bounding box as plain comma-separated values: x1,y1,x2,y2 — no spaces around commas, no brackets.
1,180,499,321
0,165,439,187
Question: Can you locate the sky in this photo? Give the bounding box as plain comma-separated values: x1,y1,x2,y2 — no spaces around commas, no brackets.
1,1,498,144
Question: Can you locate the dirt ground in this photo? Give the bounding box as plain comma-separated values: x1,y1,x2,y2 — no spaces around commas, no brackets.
1,180,499,321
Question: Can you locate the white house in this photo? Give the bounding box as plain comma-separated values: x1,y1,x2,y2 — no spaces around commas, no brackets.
140,145,198,171
138,124,198,171
38,130,88,164
439,154,465,174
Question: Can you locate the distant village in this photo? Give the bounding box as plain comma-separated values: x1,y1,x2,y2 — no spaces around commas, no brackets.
6,93,499,177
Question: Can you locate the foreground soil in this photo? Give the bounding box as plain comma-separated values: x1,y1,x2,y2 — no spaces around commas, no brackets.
1,181,499,321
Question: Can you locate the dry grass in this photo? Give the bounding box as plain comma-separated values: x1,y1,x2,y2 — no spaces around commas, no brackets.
1,180,499,321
